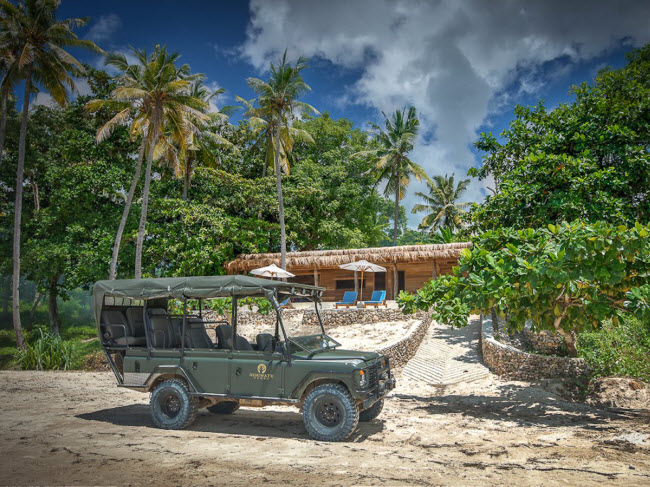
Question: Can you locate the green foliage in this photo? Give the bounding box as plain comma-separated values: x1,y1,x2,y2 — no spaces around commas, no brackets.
207,298,232,316
470,44,650,231
15,328,75,370
399,221,650,355
578,316,650,381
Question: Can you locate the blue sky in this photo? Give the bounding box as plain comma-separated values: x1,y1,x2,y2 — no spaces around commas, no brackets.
50,0,650,225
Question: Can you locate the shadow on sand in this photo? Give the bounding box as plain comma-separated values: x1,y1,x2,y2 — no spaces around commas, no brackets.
392,383,646,430
77,404,385,442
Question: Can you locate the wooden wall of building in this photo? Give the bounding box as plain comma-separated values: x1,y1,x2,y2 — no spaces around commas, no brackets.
288,258,459,302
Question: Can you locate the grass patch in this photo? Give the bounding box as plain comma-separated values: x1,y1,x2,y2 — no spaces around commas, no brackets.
578,316,650,382
0,324,101,371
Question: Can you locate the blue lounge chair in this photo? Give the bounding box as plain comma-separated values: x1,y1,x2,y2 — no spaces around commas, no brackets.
361,290,387,308
335,291,357,309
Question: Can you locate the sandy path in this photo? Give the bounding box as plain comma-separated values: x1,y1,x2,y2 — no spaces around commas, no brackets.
0,370,648,486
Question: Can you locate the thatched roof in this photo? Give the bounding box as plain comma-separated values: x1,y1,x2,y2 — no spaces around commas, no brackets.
225,242,472,273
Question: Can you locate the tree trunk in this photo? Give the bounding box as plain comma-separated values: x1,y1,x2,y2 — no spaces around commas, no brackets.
29,290,42,325
182,155,192,201
48,277,61,336
12,64,32,350
552,313,578,357
31,179,40,211
134,118,159,279
393,182,400,246
0,84,8,169
109,137,146,280
273,115,287,272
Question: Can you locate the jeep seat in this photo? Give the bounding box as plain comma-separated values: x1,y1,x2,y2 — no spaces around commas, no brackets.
215,324,254,350
101,310,146,346
256,333,275,352
180,318,214,349
125,307,146,338
148,308,176,349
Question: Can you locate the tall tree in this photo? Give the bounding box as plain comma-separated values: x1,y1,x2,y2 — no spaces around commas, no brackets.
245,51,317,270
237,95,314,177
0,0,101,346
175,81,235,201
412,174,470,232
355,106,429,245
87,46,207,278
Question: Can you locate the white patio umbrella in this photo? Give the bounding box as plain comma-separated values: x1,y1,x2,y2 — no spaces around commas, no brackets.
338,260,386,302
250,263,295,279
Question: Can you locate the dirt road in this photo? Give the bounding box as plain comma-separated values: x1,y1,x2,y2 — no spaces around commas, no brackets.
0,370,648,486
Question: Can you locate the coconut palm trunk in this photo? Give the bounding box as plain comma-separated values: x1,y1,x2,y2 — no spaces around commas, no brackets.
273,116,287,271
12,63,32,349
134,117,160,279
393,170,400,246
48,275,61,335
182,154,192,201
0,84,9,168
108,137,146,279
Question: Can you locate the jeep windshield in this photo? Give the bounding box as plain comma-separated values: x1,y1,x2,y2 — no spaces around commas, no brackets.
288,333,341,353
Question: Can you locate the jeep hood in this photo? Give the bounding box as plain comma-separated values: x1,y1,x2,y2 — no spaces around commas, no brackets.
299,348,380,363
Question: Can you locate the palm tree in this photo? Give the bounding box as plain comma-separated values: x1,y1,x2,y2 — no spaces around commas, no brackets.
0,0,101,346
87,46,206,279
236,95,314,177
412,174,471,232
0,32,18,168
355,106,429,245
175,81,236,200
245,51,317,270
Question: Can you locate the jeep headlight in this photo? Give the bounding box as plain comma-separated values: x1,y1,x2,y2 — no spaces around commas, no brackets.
355,369,368,387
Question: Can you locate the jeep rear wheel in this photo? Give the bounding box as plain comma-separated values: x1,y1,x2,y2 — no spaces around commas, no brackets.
207,401,240,414
359,398,384,422
150,379,198,430
302,384,359,442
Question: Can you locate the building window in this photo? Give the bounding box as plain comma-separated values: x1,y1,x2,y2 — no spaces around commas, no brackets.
335,279,367,290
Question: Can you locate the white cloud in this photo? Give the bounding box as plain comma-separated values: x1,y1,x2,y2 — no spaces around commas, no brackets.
240,0,650,225
204,81,231,113
86,14,121,42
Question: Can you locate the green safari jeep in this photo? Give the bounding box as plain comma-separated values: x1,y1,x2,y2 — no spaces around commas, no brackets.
93,275,395,441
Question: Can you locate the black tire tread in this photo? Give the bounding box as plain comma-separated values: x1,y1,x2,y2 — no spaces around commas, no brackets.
302,383,359,442
150,378,198,430
359,398,384,422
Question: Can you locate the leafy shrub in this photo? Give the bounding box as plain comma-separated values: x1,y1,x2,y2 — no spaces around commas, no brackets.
578,316,650,382
15,328,75,370
399,221,650,356
207,298,232,316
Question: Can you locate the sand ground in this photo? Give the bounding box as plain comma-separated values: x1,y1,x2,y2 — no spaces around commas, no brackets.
0,369,648,486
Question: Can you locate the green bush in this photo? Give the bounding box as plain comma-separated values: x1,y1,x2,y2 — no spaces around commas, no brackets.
578,316,650,382
15,328,75,370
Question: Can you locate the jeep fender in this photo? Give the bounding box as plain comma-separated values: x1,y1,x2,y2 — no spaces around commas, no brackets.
290,372,357,402
144,365,197,392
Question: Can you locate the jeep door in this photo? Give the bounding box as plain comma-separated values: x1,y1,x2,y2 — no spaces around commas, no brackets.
228,349,285,398
183,348,231,394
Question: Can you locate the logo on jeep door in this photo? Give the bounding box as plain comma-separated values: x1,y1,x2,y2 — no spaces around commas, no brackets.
249,363,274,380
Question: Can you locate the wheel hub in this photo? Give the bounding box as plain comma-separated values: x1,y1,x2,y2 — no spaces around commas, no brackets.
315,399,342,427
160,391,182,419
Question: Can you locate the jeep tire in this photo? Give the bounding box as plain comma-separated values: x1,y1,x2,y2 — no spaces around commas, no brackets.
207,401,240,414
359,398,384,422
150,379,198,430
302,383,359,442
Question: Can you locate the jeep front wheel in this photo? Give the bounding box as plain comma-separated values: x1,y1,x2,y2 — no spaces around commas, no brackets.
207,401,240,414
302,383,359,442
150,379,198,430
359,398,384,422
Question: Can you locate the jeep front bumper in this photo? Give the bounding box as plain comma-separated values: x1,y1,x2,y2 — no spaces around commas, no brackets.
361,377,396,410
